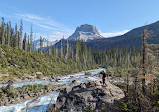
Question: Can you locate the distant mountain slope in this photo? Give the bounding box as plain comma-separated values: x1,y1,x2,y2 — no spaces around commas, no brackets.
86,21,159,49
68,24,104,41
55,21,159,50
34,38,59,50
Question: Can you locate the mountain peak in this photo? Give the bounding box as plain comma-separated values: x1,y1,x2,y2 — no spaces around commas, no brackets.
75,24,100,35
68,24,103,41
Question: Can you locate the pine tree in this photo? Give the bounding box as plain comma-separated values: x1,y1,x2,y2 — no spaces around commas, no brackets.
13,24,18,48
23,32,27,50
17,31,20,49
75,39,80,63
6,22,11,46
47,35,49,54
30,24,33,53
27,35,30,52
1,17,5,45
126,53,130,93
19,19,23,49
141,29,152,93
52,46,56,56
62,38,65,57
10,28,14,47
61,39,63,59
65,39,69,59
33,32,36,51
69,43,74,60
82,41,87,71
40,36,43,54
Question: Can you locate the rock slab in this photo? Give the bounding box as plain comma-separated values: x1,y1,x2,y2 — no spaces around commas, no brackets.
54,80,125,112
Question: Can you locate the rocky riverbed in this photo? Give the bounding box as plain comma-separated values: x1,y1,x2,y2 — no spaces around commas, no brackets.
0,67,106,112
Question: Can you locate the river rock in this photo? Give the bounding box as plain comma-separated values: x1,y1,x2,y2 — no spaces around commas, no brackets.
70,80,77,86
36,72,43,76
12,77,21,83
50,75,55,79
55,76,61,81
54,80,125,112
69,76,74,79
26,76,34,80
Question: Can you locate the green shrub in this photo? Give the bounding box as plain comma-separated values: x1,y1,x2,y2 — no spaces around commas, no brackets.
83,107,94,112
157,101,159,107
120,102,140,112
0,92,6,100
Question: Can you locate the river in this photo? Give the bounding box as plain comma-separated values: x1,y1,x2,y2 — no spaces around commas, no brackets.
0,67,105,112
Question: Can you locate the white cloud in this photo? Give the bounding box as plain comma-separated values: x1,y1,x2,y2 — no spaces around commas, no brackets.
15,13,74,41
46,31,73,41
100,30,129,38
15,14,43,21
36,23,59,30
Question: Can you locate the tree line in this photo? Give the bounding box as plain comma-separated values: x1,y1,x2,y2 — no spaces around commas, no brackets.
0,17,97,72
0,18,35,52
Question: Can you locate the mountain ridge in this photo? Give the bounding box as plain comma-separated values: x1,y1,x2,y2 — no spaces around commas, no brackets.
55,21,159,50
86,20,159,49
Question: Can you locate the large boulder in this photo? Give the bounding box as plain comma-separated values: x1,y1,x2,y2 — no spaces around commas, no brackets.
54,80,125,112
36,72,43,76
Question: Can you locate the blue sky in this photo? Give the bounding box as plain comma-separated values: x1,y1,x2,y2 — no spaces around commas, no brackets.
1,0,159,41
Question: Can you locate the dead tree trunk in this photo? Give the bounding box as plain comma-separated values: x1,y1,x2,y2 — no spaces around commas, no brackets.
142,29,147,94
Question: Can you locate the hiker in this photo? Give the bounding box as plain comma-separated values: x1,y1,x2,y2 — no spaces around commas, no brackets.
101,70,107,85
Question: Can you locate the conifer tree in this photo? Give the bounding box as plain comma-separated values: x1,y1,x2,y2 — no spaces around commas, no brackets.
6,22,11,46
27,35,30,52
52,46,56,56
19,19,23,49
65,39,69,59
61,39,63,59
75,39,80,62
23,32,27,50
33,32,36,51
17,31,20,49
47,35,49,54
40,36,43,54
30,24,33,53
49,44,52,55
69,43,74,60
13,24,18,48
81,40,87,70
62,38,65,57
141,29,152,93
1,17,5,45
10,28,14,47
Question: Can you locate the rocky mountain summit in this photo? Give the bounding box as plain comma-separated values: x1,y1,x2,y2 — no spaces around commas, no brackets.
68,24,104,41
52,80,125,112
